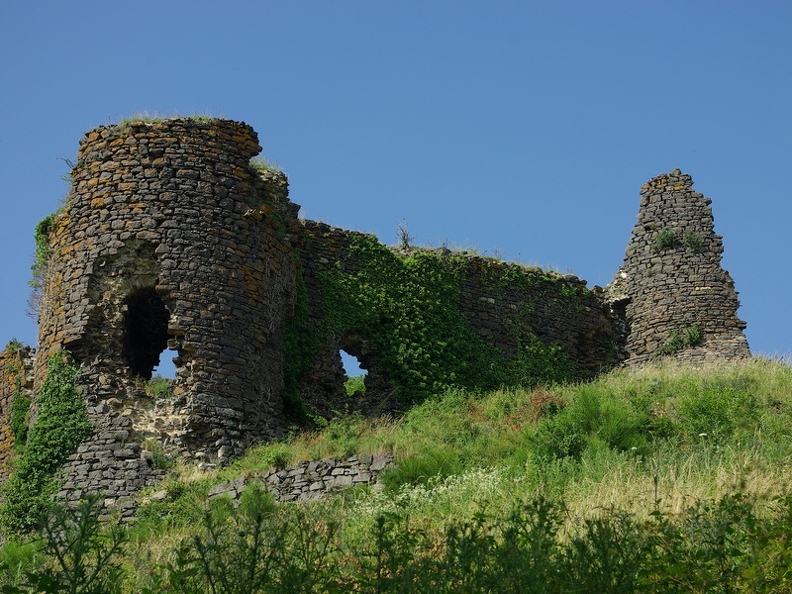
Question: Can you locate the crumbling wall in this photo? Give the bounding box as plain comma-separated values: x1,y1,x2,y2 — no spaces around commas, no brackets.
0,345,34,482
294,223,623,416
609,169,749,363
4,122,751,517
31,118,300,514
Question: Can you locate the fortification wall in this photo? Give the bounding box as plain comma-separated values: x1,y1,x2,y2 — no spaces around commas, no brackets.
0,121,751,518
295,222,622,417
608,169,749,363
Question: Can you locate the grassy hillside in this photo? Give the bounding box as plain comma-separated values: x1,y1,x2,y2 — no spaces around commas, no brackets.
3,358,792,592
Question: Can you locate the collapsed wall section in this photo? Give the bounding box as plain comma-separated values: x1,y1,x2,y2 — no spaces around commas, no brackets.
31,118,299,514
609,169,749,363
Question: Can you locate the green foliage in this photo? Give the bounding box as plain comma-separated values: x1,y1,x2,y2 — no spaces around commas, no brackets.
282,269,314,422
379,448,465,493
531,384,648,461
677,381,759,442
4,339,23,355
249,156,282,173
652,228,681,251
30,213,60,288
653,228,706,253
144,376,172,398
161,486,339,594
0,538,39,589
657,322,702,356
1,496,126,594
343,374,366,397
9,383,30,446
11,489,792,593
0,353,93,533
682,230,705,251
307,234,578,405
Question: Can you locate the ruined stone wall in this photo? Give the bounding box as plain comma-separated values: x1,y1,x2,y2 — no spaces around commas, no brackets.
1,122,751,515
295,222,623,415
0,346,34,482
609,169,749,363
206,453,394,504
30,119,300,512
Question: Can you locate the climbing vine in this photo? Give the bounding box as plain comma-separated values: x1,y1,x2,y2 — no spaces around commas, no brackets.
286,234,578,408
0,352,93,533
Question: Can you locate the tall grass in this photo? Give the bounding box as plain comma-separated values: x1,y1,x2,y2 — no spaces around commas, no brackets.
4,357,792,591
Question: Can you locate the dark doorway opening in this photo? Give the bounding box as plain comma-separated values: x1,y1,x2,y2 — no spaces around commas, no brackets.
123,288,171,379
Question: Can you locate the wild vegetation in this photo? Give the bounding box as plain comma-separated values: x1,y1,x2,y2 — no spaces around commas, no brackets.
3,357,792,592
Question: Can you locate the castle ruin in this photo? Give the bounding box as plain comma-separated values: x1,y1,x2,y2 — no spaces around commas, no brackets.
0,118,749,517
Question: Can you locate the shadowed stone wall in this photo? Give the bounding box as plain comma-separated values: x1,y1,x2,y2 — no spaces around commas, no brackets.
21,119,300,516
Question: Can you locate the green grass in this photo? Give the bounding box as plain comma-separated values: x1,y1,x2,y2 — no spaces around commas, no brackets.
4,357,792,591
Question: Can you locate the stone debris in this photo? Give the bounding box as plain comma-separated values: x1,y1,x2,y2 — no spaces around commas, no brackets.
207,453,394,504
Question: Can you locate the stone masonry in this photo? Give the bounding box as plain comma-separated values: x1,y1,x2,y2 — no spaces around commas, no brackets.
608,169,749,363
0,119,751,515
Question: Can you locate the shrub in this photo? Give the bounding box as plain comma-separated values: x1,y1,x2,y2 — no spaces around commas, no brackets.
7,496,126,594
652,228,681,251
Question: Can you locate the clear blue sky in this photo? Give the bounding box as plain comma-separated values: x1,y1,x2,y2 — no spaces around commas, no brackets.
1,1,790,357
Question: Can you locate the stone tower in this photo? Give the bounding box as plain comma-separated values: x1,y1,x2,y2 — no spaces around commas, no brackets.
34,118,300,471
610,169,749,363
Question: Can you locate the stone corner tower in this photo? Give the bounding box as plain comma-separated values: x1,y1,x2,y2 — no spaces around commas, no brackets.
608,168,749,364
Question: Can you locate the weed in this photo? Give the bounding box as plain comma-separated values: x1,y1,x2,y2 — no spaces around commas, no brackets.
396,219,414,250
683,230,705,251
15,496,126,594
652,228,681,251
145,376,172,399
657,322,702,356
4,339,23,355
249,156,282,174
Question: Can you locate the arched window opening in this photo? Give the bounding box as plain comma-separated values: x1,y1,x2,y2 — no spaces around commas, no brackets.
123,288,171,380
341,349,367,396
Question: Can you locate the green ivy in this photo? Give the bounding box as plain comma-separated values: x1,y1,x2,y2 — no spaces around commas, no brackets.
290,234,578,407
0,353,93,533
9,378,30,446
30,211,60,288
282,269,316,422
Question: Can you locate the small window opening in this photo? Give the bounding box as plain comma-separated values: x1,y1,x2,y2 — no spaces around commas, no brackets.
153,349,177,379
123,288,171,380
341,349,367,396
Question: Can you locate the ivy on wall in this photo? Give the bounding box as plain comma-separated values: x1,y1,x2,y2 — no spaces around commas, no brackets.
287,234,578,408
0,352,93,533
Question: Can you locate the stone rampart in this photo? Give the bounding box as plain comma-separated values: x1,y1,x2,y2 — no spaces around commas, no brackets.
296,222,622,417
